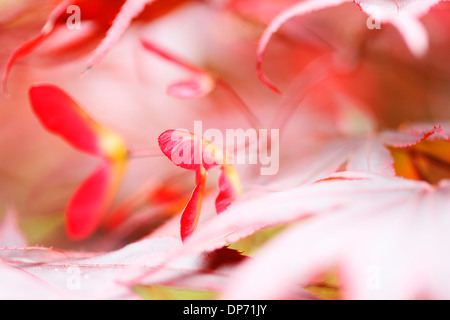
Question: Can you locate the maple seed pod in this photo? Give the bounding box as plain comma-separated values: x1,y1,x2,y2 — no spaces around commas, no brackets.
158,129,242,241
29,83,128,240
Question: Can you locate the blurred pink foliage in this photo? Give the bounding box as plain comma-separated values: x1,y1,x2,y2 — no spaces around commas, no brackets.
1,0,450,299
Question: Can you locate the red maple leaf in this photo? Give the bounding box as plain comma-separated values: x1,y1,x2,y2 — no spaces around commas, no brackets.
256,0,444,92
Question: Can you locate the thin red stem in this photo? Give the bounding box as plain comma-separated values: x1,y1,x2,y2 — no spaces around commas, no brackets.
128,148,162,159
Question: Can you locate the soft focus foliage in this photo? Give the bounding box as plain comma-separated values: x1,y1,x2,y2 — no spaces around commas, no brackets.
1,0,450,300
